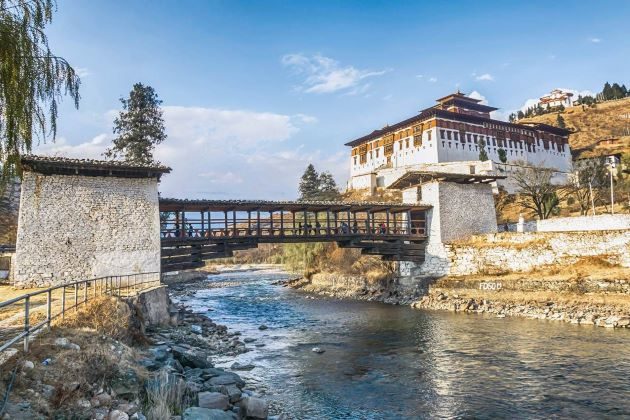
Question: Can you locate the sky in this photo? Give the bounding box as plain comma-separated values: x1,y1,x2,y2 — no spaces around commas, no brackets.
35,0,630,199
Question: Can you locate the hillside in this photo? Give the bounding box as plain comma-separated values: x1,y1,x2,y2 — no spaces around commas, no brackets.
519,97,630,157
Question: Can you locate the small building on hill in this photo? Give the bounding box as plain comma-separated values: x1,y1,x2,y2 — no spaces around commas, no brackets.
346,92,572,191
13,156,171,287
539,88,574,108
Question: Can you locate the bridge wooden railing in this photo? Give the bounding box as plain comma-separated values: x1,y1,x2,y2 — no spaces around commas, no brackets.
159,198,430,241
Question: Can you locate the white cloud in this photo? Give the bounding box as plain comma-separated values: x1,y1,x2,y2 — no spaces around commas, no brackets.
383,94,393,101
475,73,494,81
468,91,489,105
428,77,438,83
282,53,390,94
589,37,601,43
33,106,344,200
416,74,424,79
75,67,90,78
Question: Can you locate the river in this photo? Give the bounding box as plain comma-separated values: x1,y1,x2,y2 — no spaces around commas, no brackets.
173,267,630,419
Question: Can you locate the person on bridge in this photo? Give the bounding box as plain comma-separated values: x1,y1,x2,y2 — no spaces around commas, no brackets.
315,221,322,235
188,224,194,237
380,222,387,235
352,221,358,234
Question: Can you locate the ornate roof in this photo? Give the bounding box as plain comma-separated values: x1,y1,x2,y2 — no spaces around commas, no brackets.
159,198,431,212
21,155,171,179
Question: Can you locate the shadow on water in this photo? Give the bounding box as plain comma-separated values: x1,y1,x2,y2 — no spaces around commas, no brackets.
174,268,630,419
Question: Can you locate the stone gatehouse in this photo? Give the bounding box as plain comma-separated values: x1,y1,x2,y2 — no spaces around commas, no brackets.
13,156,170,287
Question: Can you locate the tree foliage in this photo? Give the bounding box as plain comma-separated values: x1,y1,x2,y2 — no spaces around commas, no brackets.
478,138,488,161
512,162,561,219
497,148,507,164
0,0,81,180
298,164,340,201
105,83,166,165
556,114,566,129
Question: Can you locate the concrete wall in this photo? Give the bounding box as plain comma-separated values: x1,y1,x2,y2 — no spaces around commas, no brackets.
14,172,161,287
502,214,630,233
445,230,630,276
0,180,20,245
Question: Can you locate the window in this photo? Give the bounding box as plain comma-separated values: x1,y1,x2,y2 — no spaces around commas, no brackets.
375,149,380,158
353,156,357,165
454,132,459,141
447,131,452,140
427,131,432,141
473,134,478,143
492,138,496,146
369,151,372,159
440,130,446,139
405,139,410,148
414,134,422,147
467,134,472,142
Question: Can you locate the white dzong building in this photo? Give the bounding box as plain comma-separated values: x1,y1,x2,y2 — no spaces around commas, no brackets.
346,92,572,191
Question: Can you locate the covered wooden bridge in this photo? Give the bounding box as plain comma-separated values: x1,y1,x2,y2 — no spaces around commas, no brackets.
159,198,430,271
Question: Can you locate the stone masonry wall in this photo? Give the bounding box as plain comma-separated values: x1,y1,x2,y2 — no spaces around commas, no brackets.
14,172,161,287
446,230,630,276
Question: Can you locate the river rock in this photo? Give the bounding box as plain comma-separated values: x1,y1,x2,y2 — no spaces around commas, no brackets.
243,338,256,343
312,347,325,354
191,325,203,335
230,362,255,371
258,325,268,330
108,410,129,420
172,346,213,369
240,396,268,419
182,407,234,420
198,391,229,410
206,372,245,388
220,384,242,403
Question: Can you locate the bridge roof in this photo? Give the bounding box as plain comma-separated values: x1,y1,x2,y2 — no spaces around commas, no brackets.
388,171,506,190
159,198,431,213
21,155,171,179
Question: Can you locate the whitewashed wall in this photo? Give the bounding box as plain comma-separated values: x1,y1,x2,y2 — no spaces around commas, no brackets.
14,172,161,287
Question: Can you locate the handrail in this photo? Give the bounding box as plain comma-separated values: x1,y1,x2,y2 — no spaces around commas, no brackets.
0,272,161,354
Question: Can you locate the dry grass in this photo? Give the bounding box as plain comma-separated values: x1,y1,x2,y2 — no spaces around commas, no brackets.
1,326,148,418
54,296,146,345
519,97,630,150
449,233,550,250
144,370,191,420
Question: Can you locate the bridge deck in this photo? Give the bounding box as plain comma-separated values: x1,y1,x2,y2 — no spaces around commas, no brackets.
159,198,430,271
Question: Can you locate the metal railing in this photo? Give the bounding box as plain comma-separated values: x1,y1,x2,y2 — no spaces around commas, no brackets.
0,272,160,354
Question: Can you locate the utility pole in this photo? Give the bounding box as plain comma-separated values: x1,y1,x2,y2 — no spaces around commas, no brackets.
606,156,617,215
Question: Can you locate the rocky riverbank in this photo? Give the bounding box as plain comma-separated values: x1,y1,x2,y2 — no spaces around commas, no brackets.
285,274,421,305
411,289,630,329
0,285,275,419
287,271,630,330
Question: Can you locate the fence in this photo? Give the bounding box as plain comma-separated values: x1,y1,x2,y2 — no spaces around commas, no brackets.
0,272,160,354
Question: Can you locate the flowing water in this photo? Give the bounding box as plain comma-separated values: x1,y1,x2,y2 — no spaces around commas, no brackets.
174,267,630,419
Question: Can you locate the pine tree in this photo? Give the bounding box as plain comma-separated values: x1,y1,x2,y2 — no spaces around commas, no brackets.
318,172,340,200
517,110,525,120
105,83,167,165
556,114,566,129
497,148,507,163
299,164,320,200
602,82,613,100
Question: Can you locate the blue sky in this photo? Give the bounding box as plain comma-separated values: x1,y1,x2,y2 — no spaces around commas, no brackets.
36,0,630,199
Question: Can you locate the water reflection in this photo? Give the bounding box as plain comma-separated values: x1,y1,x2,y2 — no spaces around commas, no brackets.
175,268,630,419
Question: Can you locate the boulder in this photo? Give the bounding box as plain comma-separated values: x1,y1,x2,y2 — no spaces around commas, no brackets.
108,410,130,420
130,286,175,328
240,397,268,419
219,384,242,403
206,373,245,388
172,346,213,369
230,362,255,371
182,407,235,420
258,325,268,330
198,391,229,410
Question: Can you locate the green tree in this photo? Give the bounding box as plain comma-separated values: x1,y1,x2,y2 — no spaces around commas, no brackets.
0,0,81,181
517,110,525,120
478,138,488,161
105,83,166,165
497,148,507,163
556,114,566,129
318,171,340,200
299,164,320,200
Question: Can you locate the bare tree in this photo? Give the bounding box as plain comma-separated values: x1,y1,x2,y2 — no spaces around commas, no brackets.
512,162,561,220
565,159,608,215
